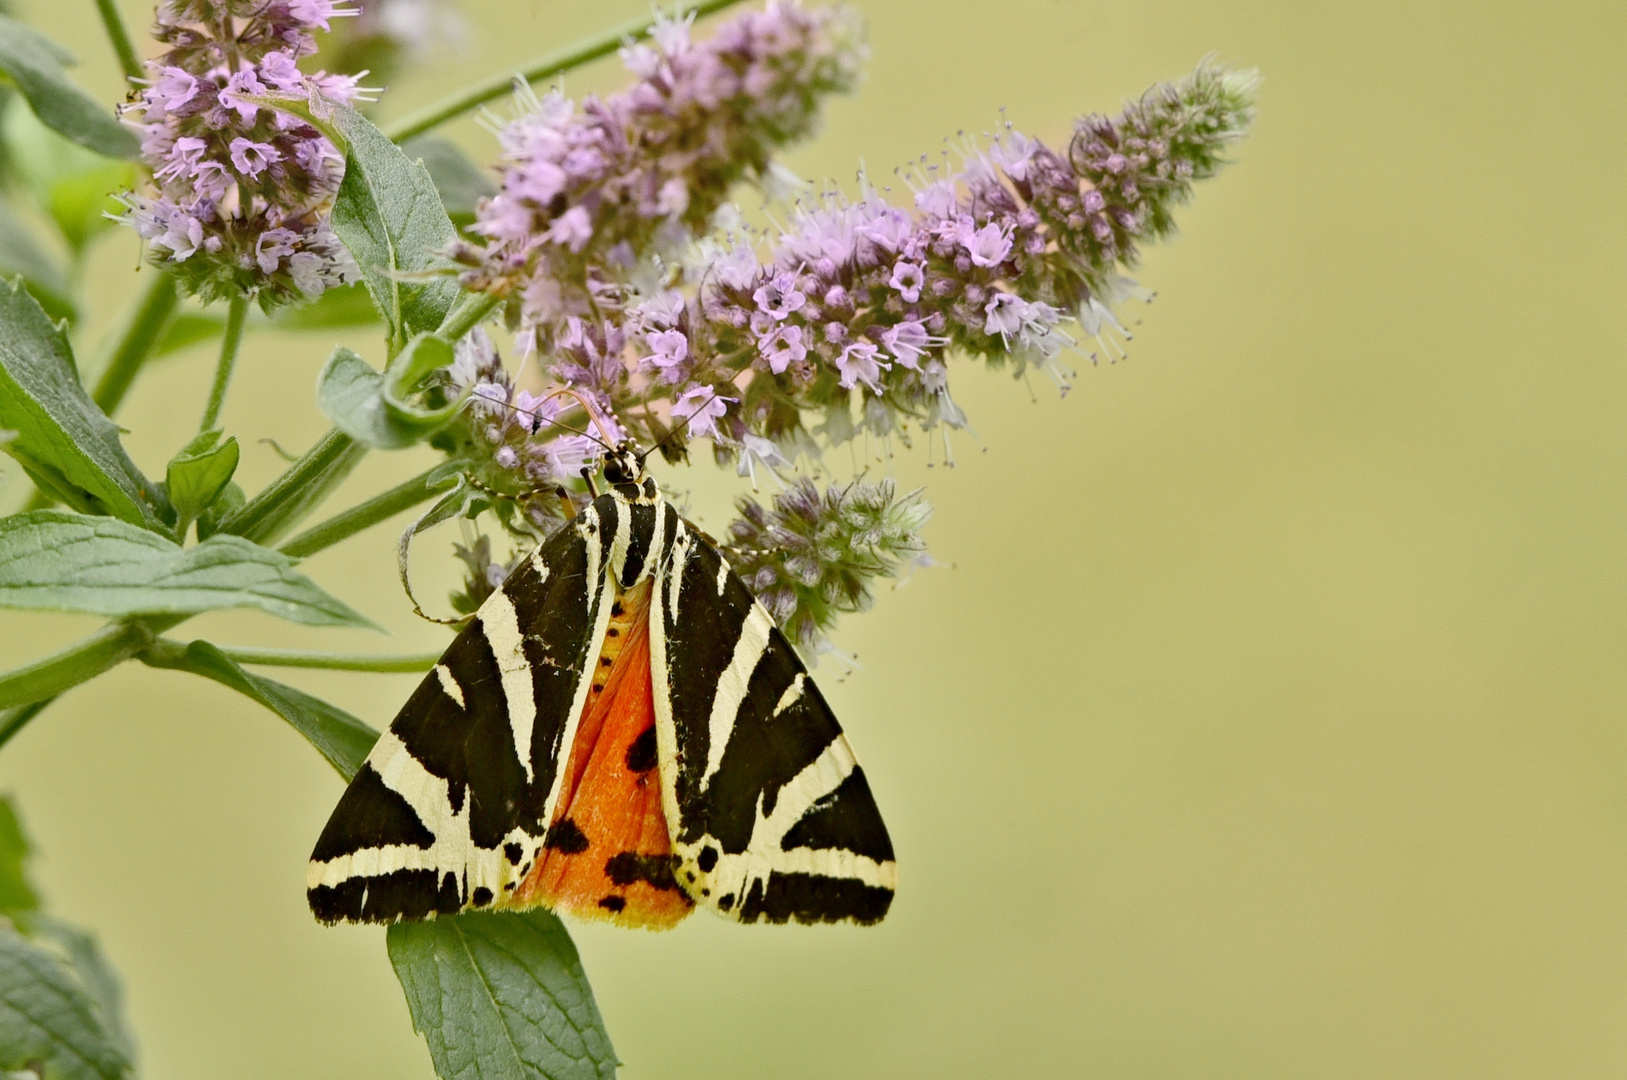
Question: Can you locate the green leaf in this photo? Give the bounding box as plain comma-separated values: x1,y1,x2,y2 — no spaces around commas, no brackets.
0,197,75,323
0,17,137,161
0,278,167,528
142,639,378,779
0,509,377,628
0,920,131,1080
318,337,464,449
165,430,240,529
30,917,135,1067
387,910,616,1080
193,480,244,540
272,281,383,331
0,795,39,917
401,137,496,228
253,94,460,353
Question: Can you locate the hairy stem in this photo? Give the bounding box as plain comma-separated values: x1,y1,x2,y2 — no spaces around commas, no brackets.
437,292,501,344
279,464,456,559
92,0,144,83
380,0,748,143
199,293,249,433
217,427,368,546
182,642,442,672
0,621,154,712
91,271,179,418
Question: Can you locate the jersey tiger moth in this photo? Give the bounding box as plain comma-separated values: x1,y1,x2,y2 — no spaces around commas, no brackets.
307,444,896,928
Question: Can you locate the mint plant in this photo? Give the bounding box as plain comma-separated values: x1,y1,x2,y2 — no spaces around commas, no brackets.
0,1,1255,1077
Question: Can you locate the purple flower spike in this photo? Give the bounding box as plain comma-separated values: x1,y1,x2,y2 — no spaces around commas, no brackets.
118,0,368,308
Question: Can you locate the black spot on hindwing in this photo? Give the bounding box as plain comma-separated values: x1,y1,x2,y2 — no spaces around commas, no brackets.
625,726,657,773
545,818,589,854
603,852,682,892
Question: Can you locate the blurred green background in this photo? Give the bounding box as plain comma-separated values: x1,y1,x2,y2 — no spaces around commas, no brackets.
3,0,1625,1076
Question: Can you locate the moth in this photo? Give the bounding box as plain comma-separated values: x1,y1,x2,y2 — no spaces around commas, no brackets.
307,443,896,927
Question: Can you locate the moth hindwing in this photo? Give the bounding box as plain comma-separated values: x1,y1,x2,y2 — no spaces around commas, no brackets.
308,472,895,926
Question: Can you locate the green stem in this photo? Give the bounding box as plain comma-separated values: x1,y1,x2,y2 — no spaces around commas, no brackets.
216,427,368,546
91,0,144,84
91,270,179,418
0,621,154,711
437,292,501,344
279,464,455,559
380,0,748,143
0,698,55,753
199,293,249,433
185,642,442,672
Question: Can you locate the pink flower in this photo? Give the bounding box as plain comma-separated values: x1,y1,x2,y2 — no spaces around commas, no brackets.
220,68,267,124
963,221,1013,267
546,205,594,251
753,271,806,320
881,319,937,369
672,385,736,439
984,292,1027,339
229,138,280,177
889,260,924,303
147,67,198,115
757,324,807,373
644,328,690,369
836,341,887,390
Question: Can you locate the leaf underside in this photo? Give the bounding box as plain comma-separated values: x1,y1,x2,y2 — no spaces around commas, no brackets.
0,921,131,1080
388,910,617,1080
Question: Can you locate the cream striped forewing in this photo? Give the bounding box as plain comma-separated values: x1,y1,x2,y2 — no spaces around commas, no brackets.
648,520,897,925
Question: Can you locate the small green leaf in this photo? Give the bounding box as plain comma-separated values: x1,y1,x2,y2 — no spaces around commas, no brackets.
401,137,496,228
0,278,167,528
143,640,378,779
0,920,131,1080
165,430,240,529
388,910,616,1080
252,94,460,353
272,281,383,331
0,795,39,917
194,480,245,540
30,917,135,1067
318,339,463,449
0,17,137,161
0,197,75,323
0,509,377,628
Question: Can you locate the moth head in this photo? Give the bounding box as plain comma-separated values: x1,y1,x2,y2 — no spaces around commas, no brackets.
602,441,644,487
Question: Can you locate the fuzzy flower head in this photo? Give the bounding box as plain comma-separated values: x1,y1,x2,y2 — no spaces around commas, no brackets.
465,1,866,350
119,0,368,308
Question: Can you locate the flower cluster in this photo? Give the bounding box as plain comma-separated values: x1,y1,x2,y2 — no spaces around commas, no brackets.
120,0,368,307
563,61,1258,463
430,329,604,534
723,477,931,652
458,1,865,349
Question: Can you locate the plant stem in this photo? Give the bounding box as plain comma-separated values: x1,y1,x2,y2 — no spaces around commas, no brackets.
92,270,179,417
199,293,249,433
92,0,144,84
437,291,501,344
217,427,368,545
0,621,154,711
177,642,442,672
279,464,456,559
0,698,54,753
380,0,748,143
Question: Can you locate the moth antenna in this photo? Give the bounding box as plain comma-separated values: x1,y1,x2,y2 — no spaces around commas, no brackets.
636,387,725,467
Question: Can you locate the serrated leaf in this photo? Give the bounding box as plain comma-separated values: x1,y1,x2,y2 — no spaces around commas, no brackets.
388,910,616,1080
318,337,463,449
253,94,460,353
401,137,496,227
0,510,377,628
0,795,38,917
0,198,74,323
146,640,378,779
30,917,134,1067
0,18,136,161
0,921,130,1080
165,430,239,528
0,279,167,528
